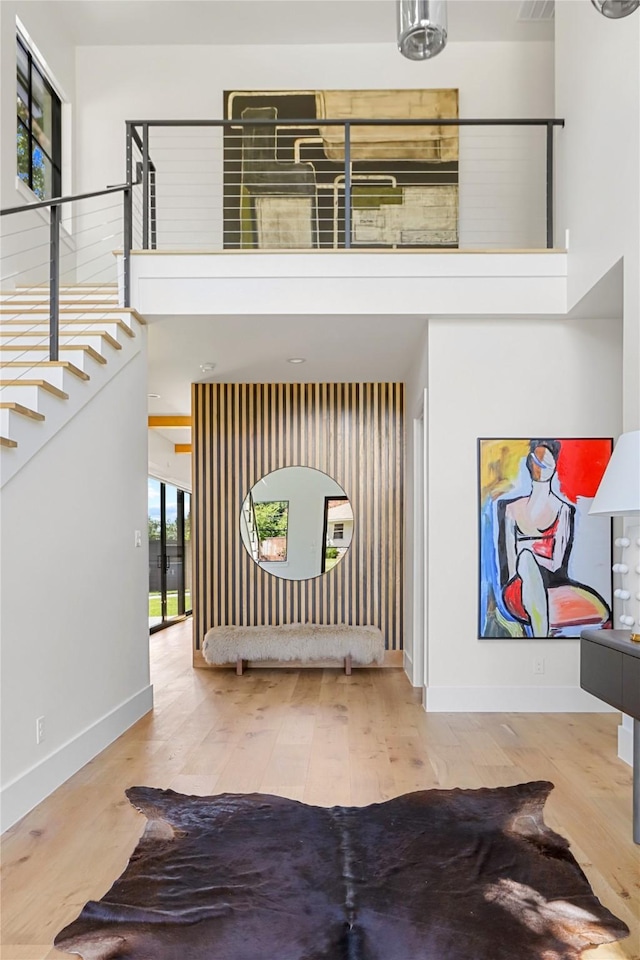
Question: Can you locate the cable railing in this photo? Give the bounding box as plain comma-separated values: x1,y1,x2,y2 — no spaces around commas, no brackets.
1,181,141,363
0,114,564,364
127,117,564,255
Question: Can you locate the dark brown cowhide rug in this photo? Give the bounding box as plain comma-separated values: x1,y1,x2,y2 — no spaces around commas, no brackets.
54,781,629,960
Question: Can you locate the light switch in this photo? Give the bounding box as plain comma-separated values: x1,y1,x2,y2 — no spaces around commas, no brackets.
134,530,142,548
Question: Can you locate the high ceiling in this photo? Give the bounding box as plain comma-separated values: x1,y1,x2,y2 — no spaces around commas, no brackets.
33,0,554,46
22,0,555,420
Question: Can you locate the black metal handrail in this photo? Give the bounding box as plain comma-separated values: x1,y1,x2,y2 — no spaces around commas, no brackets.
0,183,131,217
1,180,139,361
0,115,565,365
127,118,565,126
127,116,564,253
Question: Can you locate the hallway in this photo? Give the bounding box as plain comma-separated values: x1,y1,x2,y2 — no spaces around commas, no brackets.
1,620,638,959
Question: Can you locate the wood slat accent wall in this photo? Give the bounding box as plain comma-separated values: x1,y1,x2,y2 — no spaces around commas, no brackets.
192,383,404,651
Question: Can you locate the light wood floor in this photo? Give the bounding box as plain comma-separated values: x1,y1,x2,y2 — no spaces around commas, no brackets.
2,619,639,960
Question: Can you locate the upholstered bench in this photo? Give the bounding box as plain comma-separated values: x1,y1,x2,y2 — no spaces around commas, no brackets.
202,623,385,675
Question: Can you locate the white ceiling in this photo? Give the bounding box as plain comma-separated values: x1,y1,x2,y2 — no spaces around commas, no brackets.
146,313,429,416
35,0,554,46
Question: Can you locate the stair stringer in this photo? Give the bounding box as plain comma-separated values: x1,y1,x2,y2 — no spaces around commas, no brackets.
0,324,146,488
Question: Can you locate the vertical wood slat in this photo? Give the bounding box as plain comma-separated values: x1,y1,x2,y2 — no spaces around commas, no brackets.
193,383,404,652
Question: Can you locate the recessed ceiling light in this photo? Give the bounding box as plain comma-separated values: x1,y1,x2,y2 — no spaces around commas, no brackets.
287,357,306,364
148,393,161,399
200,362,216,372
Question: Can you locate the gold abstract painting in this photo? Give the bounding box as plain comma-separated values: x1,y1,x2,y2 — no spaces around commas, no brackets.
224,89,459,249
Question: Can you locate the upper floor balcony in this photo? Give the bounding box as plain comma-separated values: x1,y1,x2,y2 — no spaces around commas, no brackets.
1,106,568,345
121,108,566,317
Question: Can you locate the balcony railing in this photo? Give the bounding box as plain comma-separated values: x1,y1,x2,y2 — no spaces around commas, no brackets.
0,182,138,360
1,115,564,358
126,116,564,269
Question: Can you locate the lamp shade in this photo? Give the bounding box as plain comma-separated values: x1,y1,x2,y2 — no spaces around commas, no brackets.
589,430,640,516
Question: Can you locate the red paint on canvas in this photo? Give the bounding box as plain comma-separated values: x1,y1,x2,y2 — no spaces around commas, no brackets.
555,439,612,503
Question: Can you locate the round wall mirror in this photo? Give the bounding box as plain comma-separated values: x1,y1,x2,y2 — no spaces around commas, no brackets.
240,466,353,581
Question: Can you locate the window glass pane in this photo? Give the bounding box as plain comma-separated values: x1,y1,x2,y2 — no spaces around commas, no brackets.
254,500,289,561
31,66,53,153
148,479,162,628
184,493,192,613
31,142,52,198
17,119,29,184
165,485,178,542
16,40,29,123
164,485,179,617
17,87,29,124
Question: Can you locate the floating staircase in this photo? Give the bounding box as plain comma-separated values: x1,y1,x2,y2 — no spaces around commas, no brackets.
0,284,146,486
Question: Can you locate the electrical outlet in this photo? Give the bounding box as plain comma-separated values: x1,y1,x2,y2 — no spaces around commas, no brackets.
36,715,45,744
134,530,142,548
533,658,545,675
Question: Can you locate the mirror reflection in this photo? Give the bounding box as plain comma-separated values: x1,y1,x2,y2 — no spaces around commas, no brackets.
240,467,353,580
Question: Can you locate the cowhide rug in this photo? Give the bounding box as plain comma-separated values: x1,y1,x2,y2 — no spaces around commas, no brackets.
54,782,629,960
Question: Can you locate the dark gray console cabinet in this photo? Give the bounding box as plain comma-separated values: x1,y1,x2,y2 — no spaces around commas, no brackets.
580,629,640,844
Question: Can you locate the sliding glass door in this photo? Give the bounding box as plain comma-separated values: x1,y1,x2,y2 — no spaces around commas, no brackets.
148,478,163,629
148,478,192,632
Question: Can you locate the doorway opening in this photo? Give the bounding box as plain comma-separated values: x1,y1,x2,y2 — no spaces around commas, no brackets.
148,477,192,632
321,496,354,573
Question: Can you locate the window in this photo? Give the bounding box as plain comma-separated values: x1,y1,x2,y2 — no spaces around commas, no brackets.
333,523,345,540
254,500,289,562
17,35,61,200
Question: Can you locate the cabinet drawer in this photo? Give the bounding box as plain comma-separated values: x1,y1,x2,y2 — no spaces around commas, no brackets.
580,639,624,711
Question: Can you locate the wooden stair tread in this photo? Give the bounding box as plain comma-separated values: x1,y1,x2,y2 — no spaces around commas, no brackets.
0,306,145,324
0,380,69,399
0,345,107,364
0,402,45,421
0,436,18,448
0,361,89,381
0,320,134,339
0,298,119,306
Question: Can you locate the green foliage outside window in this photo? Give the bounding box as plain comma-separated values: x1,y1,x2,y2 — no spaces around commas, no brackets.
17,37,57,200
148,513,190,541
254,501,288,541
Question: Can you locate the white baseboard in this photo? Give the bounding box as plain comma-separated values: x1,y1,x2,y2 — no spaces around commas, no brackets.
618,720,633,767
403,650,418,686
0,685,153,833
424,685,619,713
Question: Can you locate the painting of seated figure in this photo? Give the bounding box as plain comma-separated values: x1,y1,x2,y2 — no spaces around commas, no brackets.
224,89,459,250
478,437,613,639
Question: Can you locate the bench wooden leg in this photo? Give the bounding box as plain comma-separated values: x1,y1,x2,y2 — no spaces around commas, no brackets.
344,655,352,676
236,657,244,676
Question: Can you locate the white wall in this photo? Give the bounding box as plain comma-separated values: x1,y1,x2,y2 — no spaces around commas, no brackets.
130,250,568,317
1,0,75,209
406,314,623,711
1,1,77,286
555,3,639,756
0,352,152,831
555,1,640,431
74,39,554,252
148,430,192,491
404,325,429,685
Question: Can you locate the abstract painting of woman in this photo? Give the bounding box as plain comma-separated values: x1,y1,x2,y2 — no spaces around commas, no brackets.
479,438,613,638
